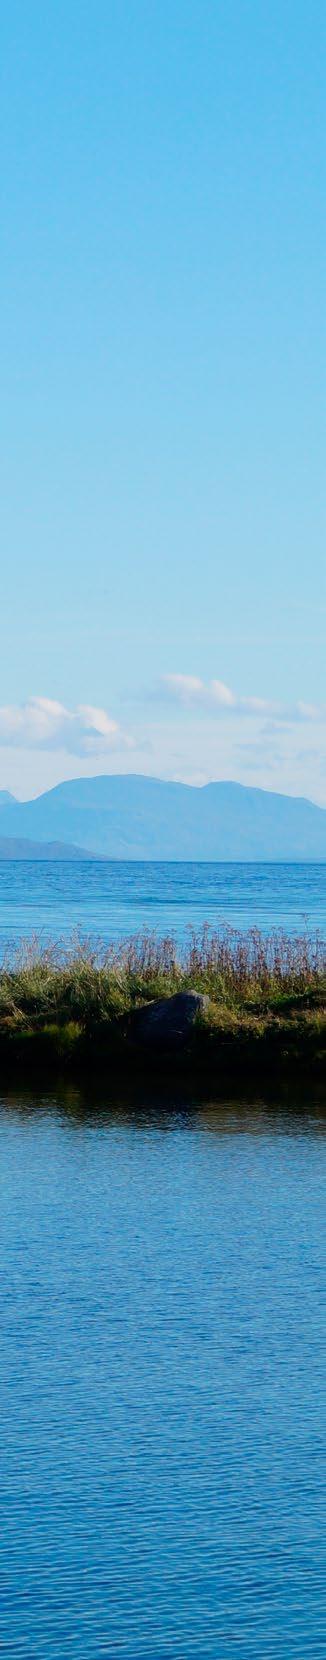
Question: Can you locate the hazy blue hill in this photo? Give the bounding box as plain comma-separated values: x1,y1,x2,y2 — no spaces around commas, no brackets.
0,774,325,859
0,837,98,861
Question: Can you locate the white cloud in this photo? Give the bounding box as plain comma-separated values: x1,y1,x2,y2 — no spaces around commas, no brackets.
163,675,204,701
209,679,236,707
296,701,321,721
0,697,132,755
162,674,235,708
163,674,236,708
159,675,325,724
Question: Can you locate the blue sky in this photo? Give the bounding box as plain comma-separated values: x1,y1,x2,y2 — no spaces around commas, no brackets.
1,0,325,801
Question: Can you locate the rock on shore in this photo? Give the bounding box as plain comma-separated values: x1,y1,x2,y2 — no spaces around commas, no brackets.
128,990,209,1050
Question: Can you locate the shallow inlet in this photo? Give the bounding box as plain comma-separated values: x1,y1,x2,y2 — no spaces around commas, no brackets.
1,1082,326,1657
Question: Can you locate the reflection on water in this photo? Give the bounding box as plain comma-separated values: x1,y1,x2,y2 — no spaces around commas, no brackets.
1,1083,326,1657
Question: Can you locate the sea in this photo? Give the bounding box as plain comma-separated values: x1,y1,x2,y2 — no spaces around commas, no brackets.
0,858,325,953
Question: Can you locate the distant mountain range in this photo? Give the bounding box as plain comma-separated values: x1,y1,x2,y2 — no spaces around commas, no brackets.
0,774,325,860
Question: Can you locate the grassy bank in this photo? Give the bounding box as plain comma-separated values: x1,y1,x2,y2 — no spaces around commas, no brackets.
0,926,325,1079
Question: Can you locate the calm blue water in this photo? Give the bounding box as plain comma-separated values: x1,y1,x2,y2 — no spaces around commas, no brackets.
1,1085,326,1657
0,860,325,951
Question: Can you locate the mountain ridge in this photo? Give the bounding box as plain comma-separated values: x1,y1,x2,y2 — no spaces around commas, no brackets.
0,775,325,859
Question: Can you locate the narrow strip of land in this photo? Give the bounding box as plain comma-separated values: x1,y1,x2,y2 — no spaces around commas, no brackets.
0,929,324,1077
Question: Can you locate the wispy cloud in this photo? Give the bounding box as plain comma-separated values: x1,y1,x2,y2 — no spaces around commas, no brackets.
0,698,133,755
159,675,325,724
161,675,237,708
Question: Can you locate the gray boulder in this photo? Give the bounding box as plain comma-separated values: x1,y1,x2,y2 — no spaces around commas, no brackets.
128,990,209,1050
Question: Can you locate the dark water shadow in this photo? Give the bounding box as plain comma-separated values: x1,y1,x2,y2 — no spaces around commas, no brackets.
1,1068,326,1136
